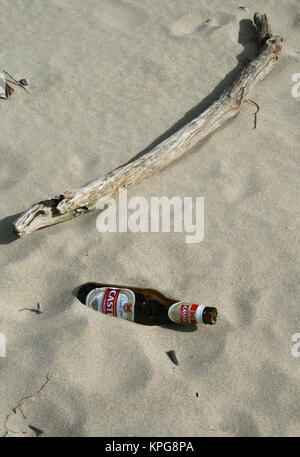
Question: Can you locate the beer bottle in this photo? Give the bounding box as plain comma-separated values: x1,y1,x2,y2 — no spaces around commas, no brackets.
76,283,218,326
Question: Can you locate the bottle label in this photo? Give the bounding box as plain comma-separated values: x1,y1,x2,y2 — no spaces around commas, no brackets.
168,302,205,324
86,287,135,321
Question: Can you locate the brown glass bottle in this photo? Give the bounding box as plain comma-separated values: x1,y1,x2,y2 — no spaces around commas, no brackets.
76,282,218,326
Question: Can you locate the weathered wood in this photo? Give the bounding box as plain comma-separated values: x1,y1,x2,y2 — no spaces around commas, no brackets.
13,13,282,237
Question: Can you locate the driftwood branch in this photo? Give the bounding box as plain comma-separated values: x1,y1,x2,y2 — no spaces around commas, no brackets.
13,13,282,237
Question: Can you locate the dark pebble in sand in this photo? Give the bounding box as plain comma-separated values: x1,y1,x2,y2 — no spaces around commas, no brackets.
166,350,179,366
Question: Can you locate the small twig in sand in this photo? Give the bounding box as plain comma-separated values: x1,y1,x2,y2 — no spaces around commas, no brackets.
3,372,52,436
13,372,52,417
245,98,260,129
19,302,43,314
3,70,31,94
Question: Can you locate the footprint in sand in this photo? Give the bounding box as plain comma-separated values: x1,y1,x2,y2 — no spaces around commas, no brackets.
98,0,148,31
234,287,260,327
170,10,235,37
223,169,262,205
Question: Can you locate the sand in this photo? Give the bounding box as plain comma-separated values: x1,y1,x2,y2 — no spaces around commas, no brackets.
0,0,299,437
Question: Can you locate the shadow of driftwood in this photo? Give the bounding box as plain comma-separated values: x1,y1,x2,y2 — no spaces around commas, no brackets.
0,20,258,243
127,19,258,164
0,213,21,245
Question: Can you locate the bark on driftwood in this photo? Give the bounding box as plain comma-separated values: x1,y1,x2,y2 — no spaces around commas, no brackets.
13,13,283,237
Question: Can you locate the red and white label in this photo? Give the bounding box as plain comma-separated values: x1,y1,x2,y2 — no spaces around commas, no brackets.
102,288,120,315
86,287,135,321
168,302,205,324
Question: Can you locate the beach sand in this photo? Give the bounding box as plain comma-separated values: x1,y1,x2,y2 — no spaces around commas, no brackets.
0,0,299,436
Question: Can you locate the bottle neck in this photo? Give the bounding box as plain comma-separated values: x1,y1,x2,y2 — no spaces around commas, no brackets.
168,302,217,325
